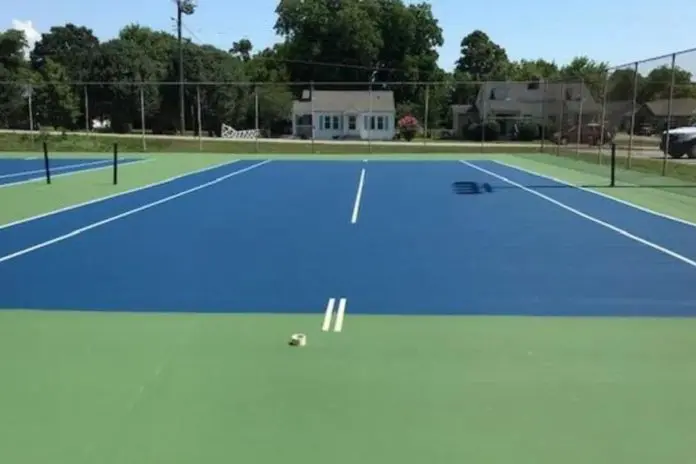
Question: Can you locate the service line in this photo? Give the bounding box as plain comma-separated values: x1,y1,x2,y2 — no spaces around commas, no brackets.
351,167,366,224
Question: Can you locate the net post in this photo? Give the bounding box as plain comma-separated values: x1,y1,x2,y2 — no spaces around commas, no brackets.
42,141,51,184
113,143,119,185
610,142,616,187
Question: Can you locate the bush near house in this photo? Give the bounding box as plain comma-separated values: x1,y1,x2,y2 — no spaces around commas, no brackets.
516,122,540,141
467,120,501,141
398,115,419,141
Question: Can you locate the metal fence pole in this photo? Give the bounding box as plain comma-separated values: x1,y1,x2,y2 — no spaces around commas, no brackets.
254,85,259,154
310,81,315,154
27,84,34,142
423,83,430,147
575,78,584,157
661,53,677,176
597,73,610,164
540,80,548,152
139,83,146,152
196,85,202,151
627,62,639,168
84,85,90,134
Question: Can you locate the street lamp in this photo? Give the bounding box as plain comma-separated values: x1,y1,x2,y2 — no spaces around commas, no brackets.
174,0,196,135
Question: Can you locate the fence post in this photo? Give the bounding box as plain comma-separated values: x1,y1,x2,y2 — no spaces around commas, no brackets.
423,83,430,147
627,62,639,169
196,85,202,152
84,85,90,134
254,84,260,154
661,53,677,176
139,82,146,152
597,73,610,165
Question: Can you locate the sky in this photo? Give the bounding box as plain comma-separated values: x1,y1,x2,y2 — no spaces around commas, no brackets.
5,0,696,75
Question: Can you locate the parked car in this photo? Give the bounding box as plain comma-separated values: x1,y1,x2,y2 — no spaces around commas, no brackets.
659,125,696,159
553,123,613,146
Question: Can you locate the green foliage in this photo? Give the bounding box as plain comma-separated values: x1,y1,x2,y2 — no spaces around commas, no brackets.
467,120,500,141
0,3,694,137
517,122,540,141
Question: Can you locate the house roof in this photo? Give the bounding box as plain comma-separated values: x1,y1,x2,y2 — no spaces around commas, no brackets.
292,90,395,114
476,81,602,114
644,98,696,117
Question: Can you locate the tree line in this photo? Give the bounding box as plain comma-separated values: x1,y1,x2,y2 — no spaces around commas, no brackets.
0,0,694,136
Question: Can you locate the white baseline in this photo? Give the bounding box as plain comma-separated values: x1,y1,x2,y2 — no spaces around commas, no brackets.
460,160,696,269
351,167,366,224
0,158,153,189
0,158,241,231
493,160,696,229
0,159,271,264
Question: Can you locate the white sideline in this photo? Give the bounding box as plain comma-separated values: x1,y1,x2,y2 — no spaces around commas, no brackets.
0,159,109,179
493,160,696,228
0,158,153,189
460,161,696,269
0,160,271,264
0,158,241,231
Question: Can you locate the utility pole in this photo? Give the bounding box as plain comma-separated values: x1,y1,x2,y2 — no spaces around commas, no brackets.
175,0,196,135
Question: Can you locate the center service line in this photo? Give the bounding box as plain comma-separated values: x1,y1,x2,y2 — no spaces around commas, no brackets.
351,167,366,224
322,297,347,332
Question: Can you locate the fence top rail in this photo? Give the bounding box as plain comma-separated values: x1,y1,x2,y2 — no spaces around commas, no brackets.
0,79,596,86
607,46,696,70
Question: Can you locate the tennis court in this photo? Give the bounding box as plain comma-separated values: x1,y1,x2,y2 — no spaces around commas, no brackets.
1,154,695,464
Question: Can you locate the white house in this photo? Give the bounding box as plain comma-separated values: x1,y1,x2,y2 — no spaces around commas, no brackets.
292,89,396,141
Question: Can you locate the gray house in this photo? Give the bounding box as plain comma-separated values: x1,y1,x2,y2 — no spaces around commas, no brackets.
452,81,601,137
291,90,396,141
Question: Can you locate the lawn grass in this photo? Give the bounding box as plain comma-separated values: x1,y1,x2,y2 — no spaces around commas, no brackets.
0,311,694,464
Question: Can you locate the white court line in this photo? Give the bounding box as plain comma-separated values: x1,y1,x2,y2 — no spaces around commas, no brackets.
321,297,347,332
460,161,696,269
322,298,336,331
0,159,240,231
0,159,109,180
351,168,366,224
334,298,346,332
493,160,696,228
0,158,153,189
0,159,271,264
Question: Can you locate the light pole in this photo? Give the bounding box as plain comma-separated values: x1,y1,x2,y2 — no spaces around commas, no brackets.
175,0,196,135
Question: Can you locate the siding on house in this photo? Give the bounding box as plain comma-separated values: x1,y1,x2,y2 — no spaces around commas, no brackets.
292,90,396,140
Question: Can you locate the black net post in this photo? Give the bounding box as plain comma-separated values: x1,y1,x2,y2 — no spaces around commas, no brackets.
42,142,51,184
112,143,119,185
610,143,616,187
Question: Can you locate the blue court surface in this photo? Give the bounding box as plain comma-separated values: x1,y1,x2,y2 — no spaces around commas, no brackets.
1,159,696,316
0,157,141,186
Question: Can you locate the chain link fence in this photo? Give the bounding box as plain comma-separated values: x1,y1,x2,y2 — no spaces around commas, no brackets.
1,50,695,192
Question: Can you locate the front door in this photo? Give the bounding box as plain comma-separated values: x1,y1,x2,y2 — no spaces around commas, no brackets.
345,114,359,137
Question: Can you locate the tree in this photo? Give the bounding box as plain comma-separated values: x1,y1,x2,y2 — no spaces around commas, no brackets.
606,67,642,102
0,29,33,129
640,65,696,101
452,30,509,107
33,59,80,129
230,39,253,62
559,56,608,100
454,30,509,80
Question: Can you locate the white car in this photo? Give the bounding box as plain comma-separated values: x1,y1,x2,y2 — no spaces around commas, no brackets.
660,125,696,159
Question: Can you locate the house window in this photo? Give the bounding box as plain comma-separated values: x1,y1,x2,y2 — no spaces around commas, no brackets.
348,115,356,130
332,115,339,130
364,115,369,130
377,116,384,130
323,115,331,130
370,116,376,130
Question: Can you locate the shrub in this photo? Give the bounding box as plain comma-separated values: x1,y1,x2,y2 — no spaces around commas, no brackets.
467,120,500,141
398,115,419,141
517,122,540,141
